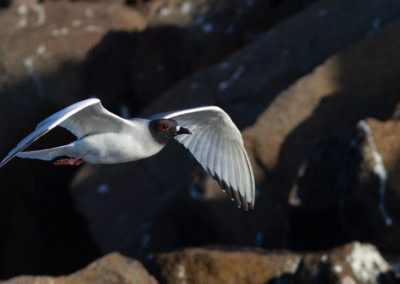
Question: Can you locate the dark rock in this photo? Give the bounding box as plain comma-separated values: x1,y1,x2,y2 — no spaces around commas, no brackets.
279,25,400,251
243,20,400,251
131,0,318,108
346,119,400,252
152,242,397,284
70,0,400,260
0,0,146,155
0,0,146,278
1,253,158,284
2,0,400,279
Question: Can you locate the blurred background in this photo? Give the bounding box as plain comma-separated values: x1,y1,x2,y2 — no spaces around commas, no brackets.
1,0,400,283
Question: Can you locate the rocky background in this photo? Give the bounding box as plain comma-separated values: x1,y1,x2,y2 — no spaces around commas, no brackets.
0,0,400,283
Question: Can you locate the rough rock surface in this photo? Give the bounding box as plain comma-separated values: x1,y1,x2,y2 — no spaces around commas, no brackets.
351,119,400,250
0,0,322,277
130,0,318,107
0,0,148,277
70,0,400,260
152,242,397,284
289,117,400,253
1,253,158,284
270,22,400,251
1,0,400,281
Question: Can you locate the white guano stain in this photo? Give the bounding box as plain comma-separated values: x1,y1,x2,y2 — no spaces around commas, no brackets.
284,256,302,274
85,25,103,33
17,3,46,28
52,27,69,37
346,242,391,282
31,4,46,27
177,261,187,284
181,1,191,14
84,8,94,18
159,7,171,16
334,264,343,273
23,57,45,98
358,120,392,226
219,65,245,91
72,19,82,27
36,45,46,55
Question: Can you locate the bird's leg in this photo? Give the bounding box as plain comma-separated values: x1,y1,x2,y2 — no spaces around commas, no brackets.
53,157,84,166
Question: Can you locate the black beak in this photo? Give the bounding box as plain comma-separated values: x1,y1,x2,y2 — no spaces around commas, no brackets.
177,126,193,135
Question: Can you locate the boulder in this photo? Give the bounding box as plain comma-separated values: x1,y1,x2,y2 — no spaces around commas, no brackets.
0,0,320,277
2,0,400,279
131,0,318,107
1,253,158,284
289,117,400,253
152,242,397,284
70,0,400,260
0,0,146,278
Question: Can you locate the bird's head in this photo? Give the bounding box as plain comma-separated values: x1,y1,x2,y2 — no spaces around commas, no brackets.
149,119,192,144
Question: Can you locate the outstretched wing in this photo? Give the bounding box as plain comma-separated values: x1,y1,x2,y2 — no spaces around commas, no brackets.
155,106,255,210
0,98,131,167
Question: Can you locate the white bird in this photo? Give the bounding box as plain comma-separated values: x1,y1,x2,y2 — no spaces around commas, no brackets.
0,98,255,210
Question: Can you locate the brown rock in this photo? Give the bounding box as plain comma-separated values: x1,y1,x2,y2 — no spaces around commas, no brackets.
3,0,400,278
131,0,318,108
347,119,400,251
0,0,146,154
286,116,400,254
153,247,302,284
275,21,400,249
69,0,400,259
0,0,147,278
152,242,397,284
1,253,158,284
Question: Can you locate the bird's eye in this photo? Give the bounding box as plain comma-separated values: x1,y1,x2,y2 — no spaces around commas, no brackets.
161,122,169,131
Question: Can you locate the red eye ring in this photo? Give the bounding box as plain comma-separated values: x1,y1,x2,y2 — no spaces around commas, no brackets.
161,122,169,131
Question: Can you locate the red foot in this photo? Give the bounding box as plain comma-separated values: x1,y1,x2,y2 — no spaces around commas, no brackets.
53,158,84,166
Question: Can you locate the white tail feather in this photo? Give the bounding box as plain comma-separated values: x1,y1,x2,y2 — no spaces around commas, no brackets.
16,144,75,161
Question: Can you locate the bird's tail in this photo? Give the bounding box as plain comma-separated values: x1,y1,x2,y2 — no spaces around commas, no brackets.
16,144,75,161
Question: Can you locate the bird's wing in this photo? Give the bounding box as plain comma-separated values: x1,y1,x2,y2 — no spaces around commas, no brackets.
0,98,132,167
157,106,255,210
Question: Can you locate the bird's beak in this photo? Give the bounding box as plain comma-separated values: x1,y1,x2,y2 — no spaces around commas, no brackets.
177,126,193,135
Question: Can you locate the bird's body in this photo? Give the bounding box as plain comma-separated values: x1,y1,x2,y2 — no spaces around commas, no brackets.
17,119,164,164
0,98,255,210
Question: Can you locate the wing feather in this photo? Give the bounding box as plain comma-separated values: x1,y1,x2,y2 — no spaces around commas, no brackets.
157,106,255,210
206,132,218,176
0,98,132,168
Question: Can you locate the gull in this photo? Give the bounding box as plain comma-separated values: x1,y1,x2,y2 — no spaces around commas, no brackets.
0,98,255,210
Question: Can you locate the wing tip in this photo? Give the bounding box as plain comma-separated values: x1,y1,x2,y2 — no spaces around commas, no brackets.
214,173,255,211
0,156,12,168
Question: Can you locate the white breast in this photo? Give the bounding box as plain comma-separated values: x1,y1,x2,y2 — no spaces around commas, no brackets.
74,119,165,164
